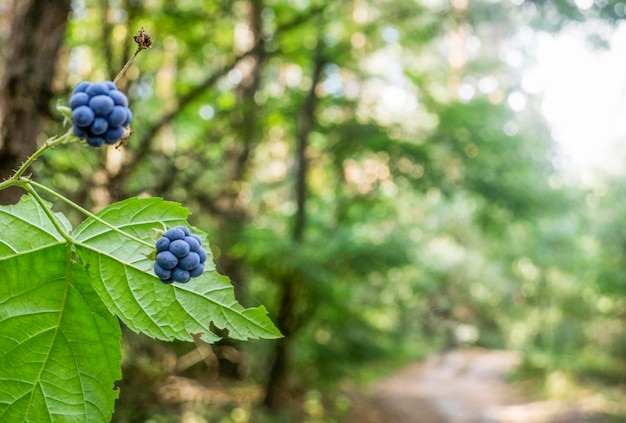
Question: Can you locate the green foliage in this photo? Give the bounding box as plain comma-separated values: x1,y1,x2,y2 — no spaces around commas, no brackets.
0,161,279,420
0,201,122,420
432,98,561,223
0,196,121,421
73,197,279,342
7,0,626,419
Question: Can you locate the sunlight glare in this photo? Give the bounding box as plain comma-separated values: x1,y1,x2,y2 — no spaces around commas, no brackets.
532,22,626,176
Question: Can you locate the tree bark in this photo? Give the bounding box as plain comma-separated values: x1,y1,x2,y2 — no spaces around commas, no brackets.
214,0,265,304
0,0,71,204
263,47,326,410
263,274,301,408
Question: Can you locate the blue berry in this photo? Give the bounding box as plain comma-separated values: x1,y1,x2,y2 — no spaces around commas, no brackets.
90,117,108,135
156,251,178,269
175,226,191,236
85,82,110,96
73,81,91,94
108,90,129,107
175,225,191,236
70,92,89,108
122,109,133,126
104,126,125,143
104,81,117,90
154,263,172,281
156,237,170,252
178,252,200,270
189,264,204,278
197,248,208,263
71,106,95,127
172,268,191,283
169,239,190,258
87,137,105,147
89,95,115,116
73,125,88,138
107,106,129,126
184,236,200,252
164,228,185,241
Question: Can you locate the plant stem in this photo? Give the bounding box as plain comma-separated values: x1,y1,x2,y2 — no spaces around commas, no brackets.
16,129,75,180
0,129,77,192
23,183,74,244
114,48,140,85
26,179,154,249
0,176,17,192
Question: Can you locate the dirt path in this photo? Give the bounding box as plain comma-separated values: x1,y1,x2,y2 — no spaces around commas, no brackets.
345,349,607,423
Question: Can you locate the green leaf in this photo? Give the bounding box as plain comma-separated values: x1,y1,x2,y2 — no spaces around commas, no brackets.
73,197,281,342
0,242,121,420
0,194,72,256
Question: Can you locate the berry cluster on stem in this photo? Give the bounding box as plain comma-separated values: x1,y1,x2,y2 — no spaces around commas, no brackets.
154,226,207,283
70,81,132,147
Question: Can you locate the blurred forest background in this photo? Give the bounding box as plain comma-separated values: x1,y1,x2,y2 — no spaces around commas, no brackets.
2,0,626,421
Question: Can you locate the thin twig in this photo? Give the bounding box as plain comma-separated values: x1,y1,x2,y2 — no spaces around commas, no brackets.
113,27,152,84
113,48,141,84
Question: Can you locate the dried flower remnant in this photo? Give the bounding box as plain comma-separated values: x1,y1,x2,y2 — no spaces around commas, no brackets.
133,27,153,50
115,126,133,150
114,27,153,84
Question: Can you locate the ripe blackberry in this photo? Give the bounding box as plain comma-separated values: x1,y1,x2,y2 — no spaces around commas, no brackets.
153,226,207,284
69,81,132,147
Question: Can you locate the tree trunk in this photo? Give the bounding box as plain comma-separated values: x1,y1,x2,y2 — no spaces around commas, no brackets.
215,0,265,304
263,275,299,408
205,0,266,380
0,0,71,204
263,48,326,410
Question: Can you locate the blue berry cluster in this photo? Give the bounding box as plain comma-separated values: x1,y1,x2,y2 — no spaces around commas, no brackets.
70,81,133,147
154,226,207,284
